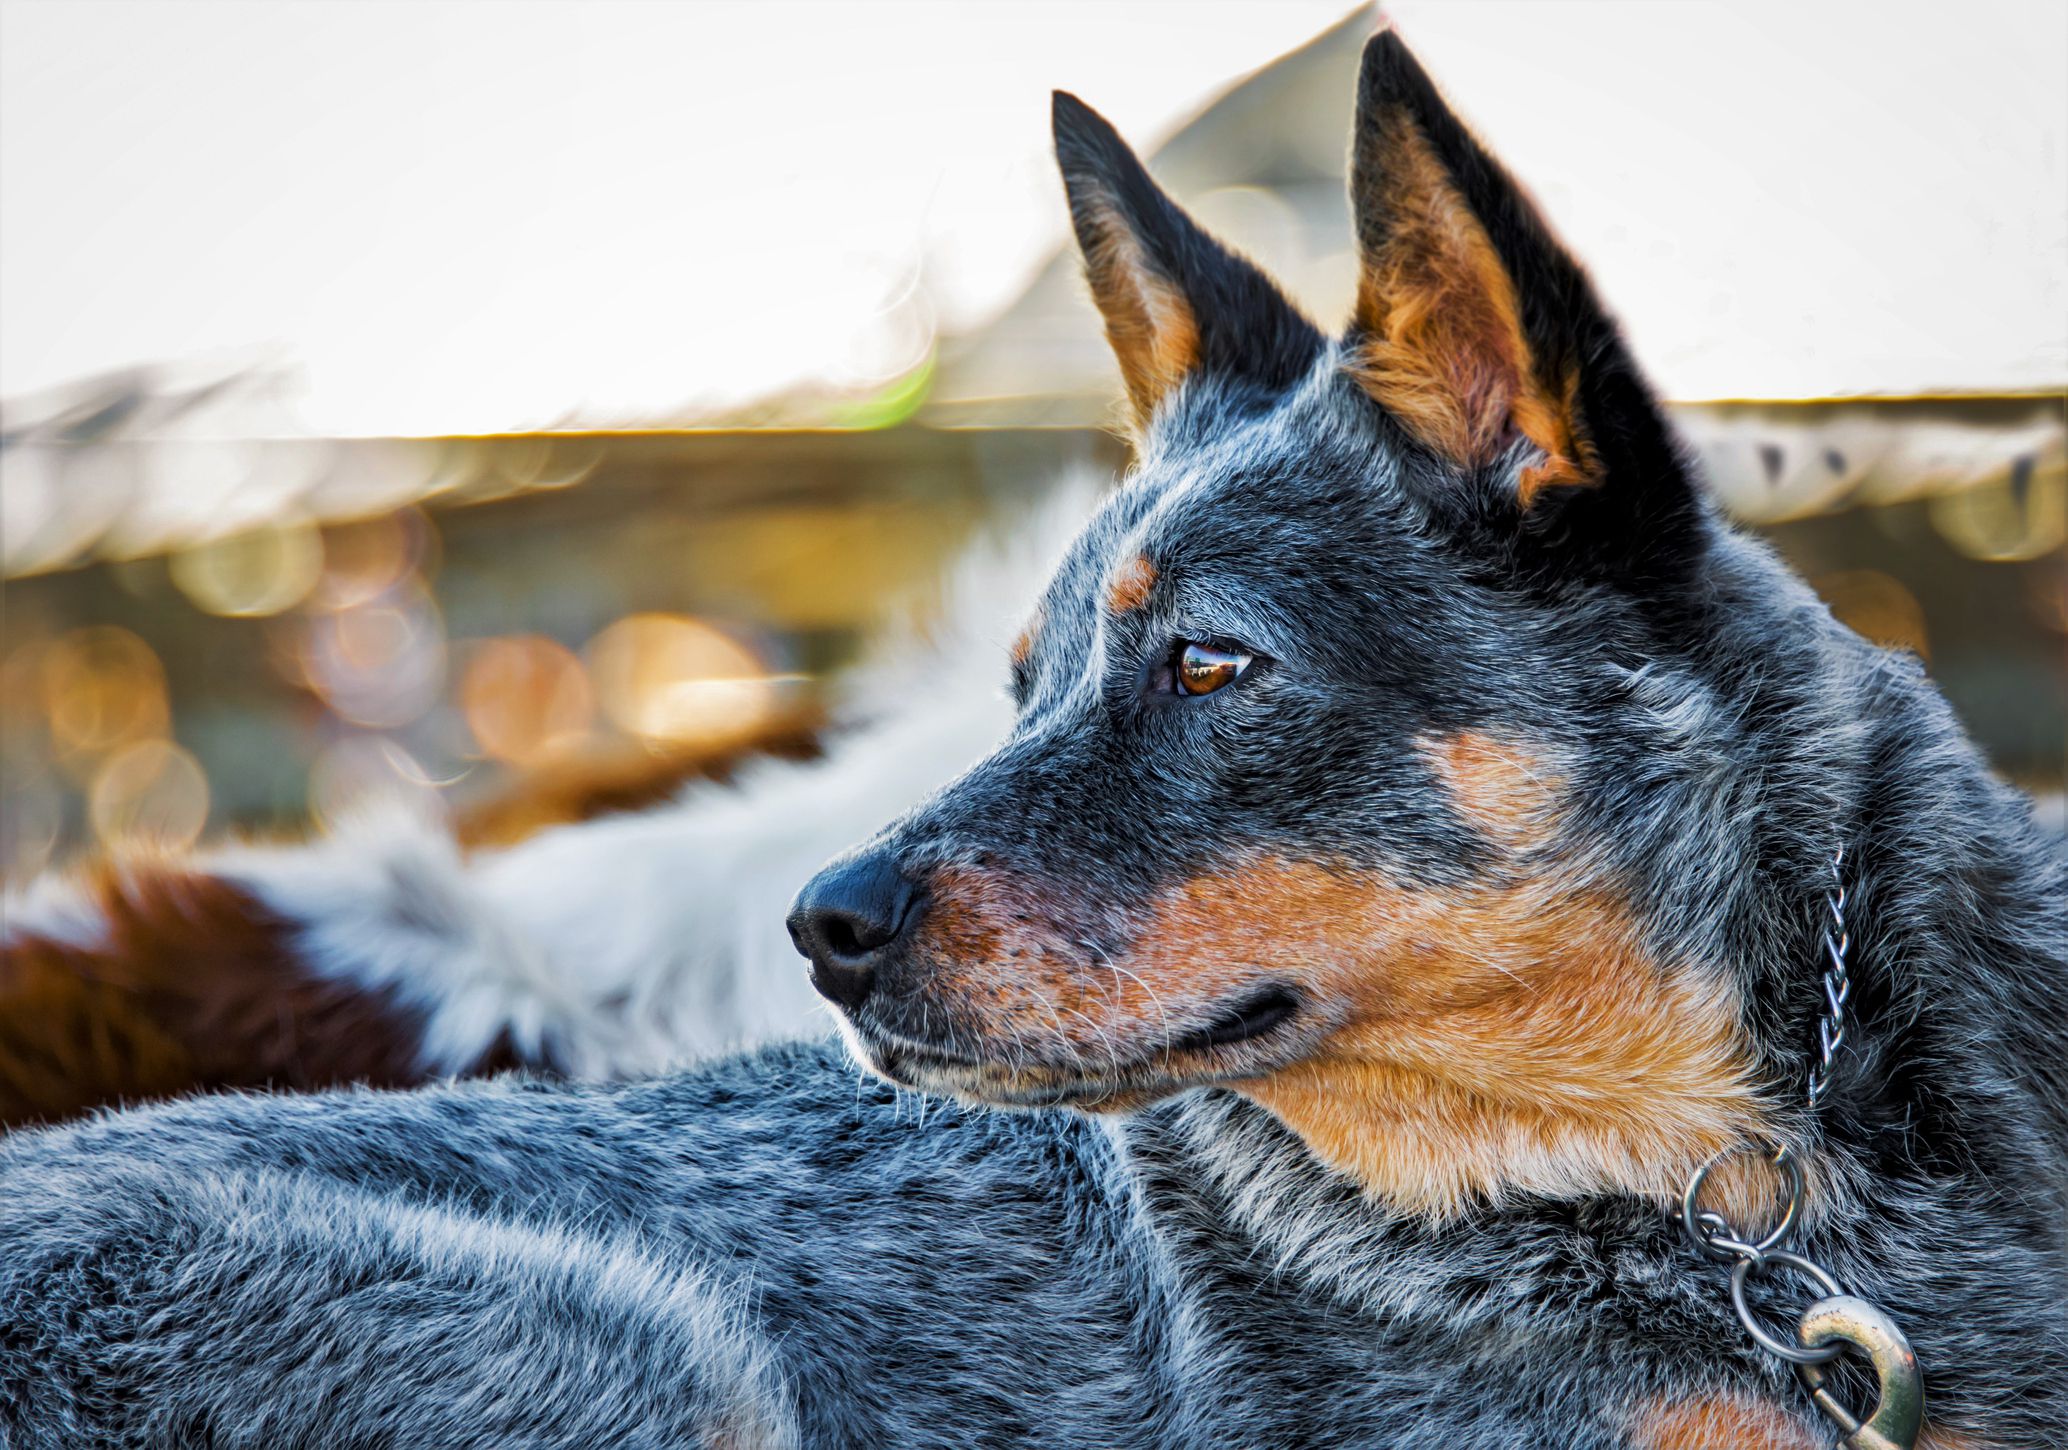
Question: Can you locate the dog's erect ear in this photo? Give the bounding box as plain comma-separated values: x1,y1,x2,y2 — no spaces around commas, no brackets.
1054,92,1323,432
1348,30,1671,521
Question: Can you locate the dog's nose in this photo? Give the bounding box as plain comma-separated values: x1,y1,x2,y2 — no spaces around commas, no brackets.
787,850,918,1010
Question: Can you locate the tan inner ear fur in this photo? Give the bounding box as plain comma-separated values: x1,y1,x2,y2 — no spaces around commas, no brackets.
1349,108,1599,506
1077,199,1202,430
1009,615,1041,670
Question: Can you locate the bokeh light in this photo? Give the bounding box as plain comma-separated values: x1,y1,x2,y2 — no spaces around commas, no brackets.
169,519,325,617
1929,464,2067,563
1815,570,1931,661
306,736,442,828
38,626,170,772
310,510,432,612
460,635,595,766
1,777,64,878
299,582,448,728
585,613,775,748
88,738,210,849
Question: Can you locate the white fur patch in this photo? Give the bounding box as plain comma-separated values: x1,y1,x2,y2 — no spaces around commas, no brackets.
0,871,107,950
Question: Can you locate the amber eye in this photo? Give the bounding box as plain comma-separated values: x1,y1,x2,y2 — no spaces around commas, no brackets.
1175,641,1252,697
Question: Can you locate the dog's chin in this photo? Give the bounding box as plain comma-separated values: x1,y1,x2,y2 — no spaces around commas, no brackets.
843,984,1312,1114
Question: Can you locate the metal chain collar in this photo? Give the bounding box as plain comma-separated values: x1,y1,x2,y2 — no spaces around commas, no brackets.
1677,846,1926,1450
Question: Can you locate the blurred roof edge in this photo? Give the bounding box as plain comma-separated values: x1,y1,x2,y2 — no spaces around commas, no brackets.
3,392,2062,582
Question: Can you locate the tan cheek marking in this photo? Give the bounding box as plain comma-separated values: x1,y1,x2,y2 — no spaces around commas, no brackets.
1147,860,1774,1217
904,867,1075,1042
1419,730,1563,853
0,859,459,1130
1625,1392,1819,1450
908,867,1007,969
1105,555,1158,616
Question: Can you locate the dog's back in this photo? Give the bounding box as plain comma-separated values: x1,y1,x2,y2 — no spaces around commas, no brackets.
0,1038,1968,1450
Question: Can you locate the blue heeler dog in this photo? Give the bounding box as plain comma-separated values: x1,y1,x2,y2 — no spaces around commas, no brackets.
3,30,2063,1450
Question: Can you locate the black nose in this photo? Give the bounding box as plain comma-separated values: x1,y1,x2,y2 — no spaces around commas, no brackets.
787,850,918,1010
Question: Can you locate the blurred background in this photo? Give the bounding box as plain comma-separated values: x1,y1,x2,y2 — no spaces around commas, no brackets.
2,0,2063,877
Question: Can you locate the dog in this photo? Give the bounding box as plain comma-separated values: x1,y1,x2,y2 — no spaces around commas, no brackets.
3,29,2063,1448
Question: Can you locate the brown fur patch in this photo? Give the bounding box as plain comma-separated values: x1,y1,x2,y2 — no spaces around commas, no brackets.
1632,1394,1992,1450
1077,199,1201,430
1105,555,1159,615
1420,730,1563,853
0,860,469,1131
1625,1391,1818,1450
908,852,1777,1215
1348,107,1598,504
457,699,822,848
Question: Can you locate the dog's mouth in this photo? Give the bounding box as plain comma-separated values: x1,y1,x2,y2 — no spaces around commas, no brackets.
848,982,1305,1110
1166,985,1300,1053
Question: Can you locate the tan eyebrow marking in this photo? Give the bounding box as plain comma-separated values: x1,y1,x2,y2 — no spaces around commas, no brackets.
1419,730,1564,854
1105,554,1158,615
1009,604,1045,671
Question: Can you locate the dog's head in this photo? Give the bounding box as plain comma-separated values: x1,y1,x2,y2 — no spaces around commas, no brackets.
791,32,1788,1216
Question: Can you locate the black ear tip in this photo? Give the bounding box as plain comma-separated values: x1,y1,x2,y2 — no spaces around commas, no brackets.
1051,90,1128,170
1360,26,1400,62
1356,21,1422,79
1051,90,1106,140
1357,22,1422,95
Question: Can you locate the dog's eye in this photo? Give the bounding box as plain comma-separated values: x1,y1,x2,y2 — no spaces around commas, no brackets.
1174,641,1252,697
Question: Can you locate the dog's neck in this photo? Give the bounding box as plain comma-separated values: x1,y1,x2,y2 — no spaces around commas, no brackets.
1119,1086,1694,1332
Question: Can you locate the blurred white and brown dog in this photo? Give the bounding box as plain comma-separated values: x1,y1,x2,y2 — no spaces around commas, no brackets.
0,493,1094,1129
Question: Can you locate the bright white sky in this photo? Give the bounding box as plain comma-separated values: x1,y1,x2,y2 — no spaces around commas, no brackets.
2,0,2063,436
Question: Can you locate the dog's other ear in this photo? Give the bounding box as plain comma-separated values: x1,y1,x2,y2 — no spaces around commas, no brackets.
1054,92,1323,433
1348,29,1693,552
